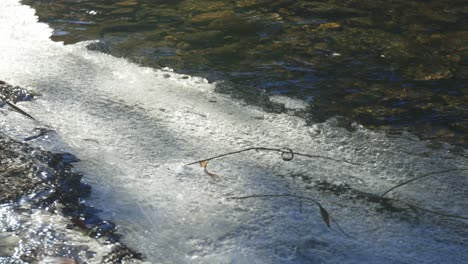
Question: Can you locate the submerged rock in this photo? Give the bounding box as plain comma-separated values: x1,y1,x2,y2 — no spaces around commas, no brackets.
0,132,145,263
0,232,20,257
0,134,48,203
0,80,35,105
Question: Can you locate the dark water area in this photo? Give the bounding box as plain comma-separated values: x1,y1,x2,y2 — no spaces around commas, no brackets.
22,0,467,147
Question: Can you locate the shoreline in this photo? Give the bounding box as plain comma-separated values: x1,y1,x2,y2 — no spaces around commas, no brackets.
0,3,466,258
1,81,145,263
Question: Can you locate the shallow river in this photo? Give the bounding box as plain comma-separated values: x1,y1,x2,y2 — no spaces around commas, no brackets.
1,0,467,263
21,0,468,147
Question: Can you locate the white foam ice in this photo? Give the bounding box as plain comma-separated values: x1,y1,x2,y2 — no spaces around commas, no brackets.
1,1,467,263
269,95,310,111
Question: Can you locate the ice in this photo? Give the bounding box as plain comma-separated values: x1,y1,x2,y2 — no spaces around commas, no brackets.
269,95,310,111
1,1,467,263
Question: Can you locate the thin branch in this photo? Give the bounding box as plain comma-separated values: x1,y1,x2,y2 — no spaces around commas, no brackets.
397,199,468,221
189,148,467,227
228,194,320,206
227,194,352,237
24,128,52,141
357,191,468,221
380,168,468,197
204,166,221,180
187,147,360,166
5,101,36,121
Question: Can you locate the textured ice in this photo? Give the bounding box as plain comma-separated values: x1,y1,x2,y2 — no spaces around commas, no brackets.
269,95,309,111
1,1,467,263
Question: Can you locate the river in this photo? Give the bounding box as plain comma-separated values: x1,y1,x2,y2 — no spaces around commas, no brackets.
21,0,468,147
1,0,467,263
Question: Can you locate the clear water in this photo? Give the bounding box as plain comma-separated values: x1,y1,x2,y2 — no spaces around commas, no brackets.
21,0,468,147
1,1,467,263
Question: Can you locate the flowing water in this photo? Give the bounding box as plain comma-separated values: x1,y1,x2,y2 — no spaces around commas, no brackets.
1,0,468,263
20,0,468,147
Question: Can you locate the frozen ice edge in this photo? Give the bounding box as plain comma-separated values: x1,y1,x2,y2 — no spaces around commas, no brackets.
269,95,310,111
0,1,467,263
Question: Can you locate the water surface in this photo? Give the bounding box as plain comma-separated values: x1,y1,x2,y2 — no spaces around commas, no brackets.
1,1,468,263
22,0,468,147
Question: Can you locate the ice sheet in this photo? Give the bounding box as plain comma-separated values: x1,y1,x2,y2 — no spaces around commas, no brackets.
1,1,467,263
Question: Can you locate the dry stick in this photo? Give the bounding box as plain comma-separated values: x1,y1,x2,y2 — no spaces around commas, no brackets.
191,149,467,224
380,168,468,197
204,166,221,180
228,194,352,238
24,128,52,141
187,147,360,166
396,199,468,220
5,101,36,121
379,168,468,221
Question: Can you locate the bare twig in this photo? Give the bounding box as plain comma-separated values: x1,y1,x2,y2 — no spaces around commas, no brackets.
24,128,52,141
227,194,352,238
204,166,221,180
190,147,467,228
187,147,360,166
227,193,320,206
380,168,468,197
5,101,36,121
396,199,468,220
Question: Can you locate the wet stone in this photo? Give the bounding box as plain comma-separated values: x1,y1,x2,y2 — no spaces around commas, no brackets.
317,22,341,29
0,132,145,263
0,82,144,263
0,134,46,203
189,10,234,24
0,232,20,257
345,17,374,27
0,80,35,105
115,1,138,7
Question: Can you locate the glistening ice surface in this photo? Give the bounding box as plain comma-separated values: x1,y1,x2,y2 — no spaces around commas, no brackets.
1,1,467,263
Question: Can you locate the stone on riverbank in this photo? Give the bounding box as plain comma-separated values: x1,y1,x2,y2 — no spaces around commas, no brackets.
0,81,146,263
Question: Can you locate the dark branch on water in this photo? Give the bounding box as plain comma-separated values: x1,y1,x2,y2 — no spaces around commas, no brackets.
5,100,36,121
24,128,53,141
397,199,468,220
189,147,467,233
227,193,352,238
380,168,468,197
187,147,360,166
